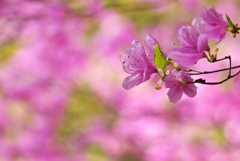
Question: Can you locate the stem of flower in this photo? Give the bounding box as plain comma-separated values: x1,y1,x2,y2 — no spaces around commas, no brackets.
156,70,165,79
213,56,229,62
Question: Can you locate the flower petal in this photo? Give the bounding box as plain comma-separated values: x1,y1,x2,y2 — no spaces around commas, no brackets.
200,6,223,25
143,34,159,62
164,73,178,88
168,47,205,66
122,73,147,90
183,84,197,97
200,6,228,43
146,34,159,48
204,25,227,43
197,34,209,52
167,85,183,103
192,18,205,34
177,26,198,47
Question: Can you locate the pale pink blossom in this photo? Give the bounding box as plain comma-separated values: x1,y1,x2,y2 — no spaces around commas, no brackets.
121,34,158,90
168,21,209,66
200,6,228,43
164,70,197,103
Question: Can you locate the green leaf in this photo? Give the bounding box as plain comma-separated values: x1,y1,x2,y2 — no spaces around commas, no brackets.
154,44,168,70
226,14,234,28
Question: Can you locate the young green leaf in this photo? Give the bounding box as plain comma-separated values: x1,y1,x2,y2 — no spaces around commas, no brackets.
226,14,233,28
154,44,167,70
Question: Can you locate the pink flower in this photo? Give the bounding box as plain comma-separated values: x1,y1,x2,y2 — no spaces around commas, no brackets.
168,47,206,67
168,6,228,67
164,70,197,103
200,6,228,43
121,34,158,90
168,23,209,66
178,22,207,50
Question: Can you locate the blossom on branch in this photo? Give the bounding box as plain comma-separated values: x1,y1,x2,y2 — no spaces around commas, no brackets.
121,34,159,90
164,70,197,103
168,22,209,67
168,6,228,67
200,6,228,43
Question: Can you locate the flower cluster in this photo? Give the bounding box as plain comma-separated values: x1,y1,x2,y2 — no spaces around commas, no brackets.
121,6,239,103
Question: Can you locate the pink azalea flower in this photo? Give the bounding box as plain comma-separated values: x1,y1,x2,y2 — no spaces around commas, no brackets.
121,34,158,90
167,47,206,67
164,70,197,103
168,23,209,66
200,6,228,43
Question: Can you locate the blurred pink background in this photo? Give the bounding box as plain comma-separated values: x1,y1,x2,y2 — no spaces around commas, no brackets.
1,0,240,160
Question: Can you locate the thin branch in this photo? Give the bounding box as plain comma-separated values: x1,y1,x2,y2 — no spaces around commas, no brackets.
228,56,232,76
213,56,230,62
186,56,239,75
186,55,239,85
185,69,202,73
186,65,240,75
187,70,240,85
